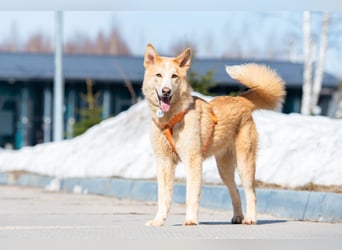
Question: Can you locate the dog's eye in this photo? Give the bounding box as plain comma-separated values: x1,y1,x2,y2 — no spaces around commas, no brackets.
156,73,162,78
171,74,178,79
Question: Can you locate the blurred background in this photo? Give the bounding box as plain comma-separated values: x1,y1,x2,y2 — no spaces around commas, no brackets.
0,11,341,149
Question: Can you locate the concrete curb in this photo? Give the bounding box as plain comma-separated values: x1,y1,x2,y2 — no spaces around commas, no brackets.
0,172,341,223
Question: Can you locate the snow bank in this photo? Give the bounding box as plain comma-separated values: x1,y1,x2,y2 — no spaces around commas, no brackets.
254,111,342,187
0,101,155,179
0,98,341,188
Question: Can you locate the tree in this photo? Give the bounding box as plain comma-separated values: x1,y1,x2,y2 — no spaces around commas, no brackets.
0,21,18,52
311,12,330,114
24,33,52,53
170,39,197,56
334,82,342,118
188,69,216,96
301,11,313,115
301,11,331,115
64,26,131,55
108,27,131,55
73,79,103,137
112,60,137,105
169,39,217,95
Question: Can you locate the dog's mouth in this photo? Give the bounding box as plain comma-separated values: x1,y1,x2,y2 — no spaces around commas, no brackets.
156,90,172,112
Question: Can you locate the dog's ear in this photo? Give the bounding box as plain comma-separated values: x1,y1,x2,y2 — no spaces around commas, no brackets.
175,48,192,69
144,44,159,68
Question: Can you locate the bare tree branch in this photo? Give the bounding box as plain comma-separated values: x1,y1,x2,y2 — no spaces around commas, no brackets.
112,60,137,105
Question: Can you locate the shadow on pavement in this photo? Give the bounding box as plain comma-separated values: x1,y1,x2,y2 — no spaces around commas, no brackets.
172,219,288,226
257,219,288,225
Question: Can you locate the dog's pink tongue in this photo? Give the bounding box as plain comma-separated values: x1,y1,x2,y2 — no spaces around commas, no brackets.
160,100,171,112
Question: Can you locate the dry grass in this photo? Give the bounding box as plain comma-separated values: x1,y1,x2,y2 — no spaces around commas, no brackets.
3,171,342,194
255,180,342,194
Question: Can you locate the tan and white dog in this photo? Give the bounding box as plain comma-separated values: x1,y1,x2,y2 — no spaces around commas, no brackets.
142,44,285,226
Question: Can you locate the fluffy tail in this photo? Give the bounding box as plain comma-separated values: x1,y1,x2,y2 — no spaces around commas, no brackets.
226,63,286,111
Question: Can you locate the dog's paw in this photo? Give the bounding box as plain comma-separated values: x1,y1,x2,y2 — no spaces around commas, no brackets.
145,219,164,227
231,215,244,224
183,219,198,226
242,217,257,225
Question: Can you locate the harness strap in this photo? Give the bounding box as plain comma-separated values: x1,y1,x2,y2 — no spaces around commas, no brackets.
163,127,177,153
153,108,217,156
160,110,188,131
154,110,188,154
202,110,218,154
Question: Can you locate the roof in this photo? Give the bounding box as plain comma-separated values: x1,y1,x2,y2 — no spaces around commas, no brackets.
0,52,339,88
0,53,145,82
192,57,340,88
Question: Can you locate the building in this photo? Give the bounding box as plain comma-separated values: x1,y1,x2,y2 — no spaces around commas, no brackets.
0,53,340,149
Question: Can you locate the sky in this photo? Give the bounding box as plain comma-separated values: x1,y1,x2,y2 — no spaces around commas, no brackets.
0,11,341,79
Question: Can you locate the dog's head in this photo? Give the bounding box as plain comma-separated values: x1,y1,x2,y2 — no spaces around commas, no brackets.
142,44,192,114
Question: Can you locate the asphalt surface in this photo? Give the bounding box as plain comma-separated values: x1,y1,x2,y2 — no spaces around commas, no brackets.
0,185,341,239
2,172,340,223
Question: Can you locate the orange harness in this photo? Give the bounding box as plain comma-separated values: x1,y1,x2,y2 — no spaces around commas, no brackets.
153,108,218,156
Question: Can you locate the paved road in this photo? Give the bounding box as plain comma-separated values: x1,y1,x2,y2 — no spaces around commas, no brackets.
0,185,341,239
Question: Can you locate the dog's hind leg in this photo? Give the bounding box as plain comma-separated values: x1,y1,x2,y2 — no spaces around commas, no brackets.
145,157,176,226
235,122,257,225
215,150,244,224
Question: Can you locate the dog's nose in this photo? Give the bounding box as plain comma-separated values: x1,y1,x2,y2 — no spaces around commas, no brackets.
162,87,171,96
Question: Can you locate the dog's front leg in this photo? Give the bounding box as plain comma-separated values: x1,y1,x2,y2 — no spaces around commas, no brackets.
145,157,176,226
184,156,203,226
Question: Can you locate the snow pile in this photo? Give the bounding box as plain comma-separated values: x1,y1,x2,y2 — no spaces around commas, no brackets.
0,101,155,179
0,98,341,188
254,111,342,187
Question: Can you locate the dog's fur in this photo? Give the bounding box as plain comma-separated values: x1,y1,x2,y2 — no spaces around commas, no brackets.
142,44,286,226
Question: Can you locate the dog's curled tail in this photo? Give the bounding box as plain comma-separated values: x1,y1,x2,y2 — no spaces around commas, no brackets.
226,63,286,111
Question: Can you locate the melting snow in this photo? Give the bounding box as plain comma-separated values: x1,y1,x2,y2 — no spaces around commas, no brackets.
0,96,341,188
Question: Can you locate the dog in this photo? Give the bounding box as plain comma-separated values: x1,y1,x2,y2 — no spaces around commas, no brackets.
142,44,286,226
